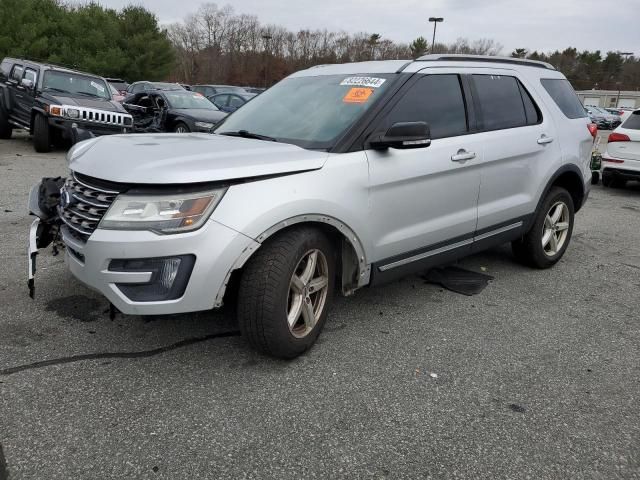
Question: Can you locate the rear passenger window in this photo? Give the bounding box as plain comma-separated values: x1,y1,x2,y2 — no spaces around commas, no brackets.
10,65,23,82
473,75,535,130
385,74,468,139
518,83,542,125
540,78,587,119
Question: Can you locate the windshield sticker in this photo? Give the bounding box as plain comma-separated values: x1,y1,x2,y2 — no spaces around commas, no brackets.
90,81,105,93
340,77,386,88
343,87,374,104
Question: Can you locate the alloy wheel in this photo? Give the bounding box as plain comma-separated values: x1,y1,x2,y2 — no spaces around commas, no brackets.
287,249,329,338
542,201,570,257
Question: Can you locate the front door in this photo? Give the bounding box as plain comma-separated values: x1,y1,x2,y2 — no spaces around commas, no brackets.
366,73,482,275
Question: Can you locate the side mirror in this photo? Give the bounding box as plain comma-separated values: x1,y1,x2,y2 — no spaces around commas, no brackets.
369,121,431,149
21,78,34,90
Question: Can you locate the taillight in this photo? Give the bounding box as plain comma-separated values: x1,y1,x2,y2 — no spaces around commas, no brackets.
608,132,630,143
587,123,598,138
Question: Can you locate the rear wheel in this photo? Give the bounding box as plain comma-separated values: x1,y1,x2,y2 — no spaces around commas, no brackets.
602,172,626,188
512,187,575,269
33,114,51,152
0,110,12,139
591,171,599,185
237,227,335,359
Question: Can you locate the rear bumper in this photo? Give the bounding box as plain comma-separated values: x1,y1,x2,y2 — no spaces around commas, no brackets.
602,166,640,181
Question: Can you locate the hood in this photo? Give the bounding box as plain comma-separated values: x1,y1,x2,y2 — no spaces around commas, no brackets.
43,93,125,112
172,108,227,123
68,133,329,184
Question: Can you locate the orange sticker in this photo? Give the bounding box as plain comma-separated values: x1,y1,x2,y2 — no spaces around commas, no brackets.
343,87,373,103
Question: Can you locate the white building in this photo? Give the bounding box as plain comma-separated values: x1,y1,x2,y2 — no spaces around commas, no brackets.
576,90,640,109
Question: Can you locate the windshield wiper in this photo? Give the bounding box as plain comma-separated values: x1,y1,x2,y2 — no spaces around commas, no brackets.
218,130,278,142
43,87,71,94
76,91,102,98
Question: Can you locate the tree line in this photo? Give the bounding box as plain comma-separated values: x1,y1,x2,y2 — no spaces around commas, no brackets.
0,0,174,81
510,48,639,91
0,0,637,92
167,3,502,87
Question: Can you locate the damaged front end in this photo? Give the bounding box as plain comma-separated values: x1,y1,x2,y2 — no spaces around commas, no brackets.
27,177,66,298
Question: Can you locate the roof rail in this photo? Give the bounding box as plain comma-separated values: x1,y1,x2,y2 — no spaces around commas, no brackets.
416,54,555,70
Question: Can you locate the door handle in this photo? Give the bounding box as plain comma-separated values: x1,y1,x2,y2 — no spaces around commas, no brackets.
451,149,476,162
537,134,554,145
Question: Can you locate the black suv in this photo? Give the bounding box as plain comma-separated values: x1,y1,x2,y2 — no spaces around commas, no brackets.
0,58,133,152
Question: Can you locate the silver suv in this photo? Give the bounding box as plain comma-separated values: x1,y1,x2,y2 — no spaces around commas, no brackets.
29,55,594,358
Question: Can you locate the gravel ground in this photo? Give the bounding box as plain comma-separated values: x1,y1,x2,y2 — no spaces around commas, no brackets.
0,132,639,480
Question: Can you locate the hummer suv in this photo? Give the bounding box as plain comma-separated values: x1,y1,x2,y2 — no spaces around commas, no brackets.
28,55,594,358
0,58,132,152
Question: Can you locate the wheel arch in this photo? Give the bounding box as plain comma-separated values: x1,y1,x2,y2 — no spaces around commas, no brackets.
537,164,586,217
214,215,371,308
30,107,47,130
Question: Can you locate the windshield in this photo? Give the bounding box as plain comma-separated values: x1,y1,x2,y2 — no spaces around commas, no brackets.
214,74,394,149
165,92,219,110
42,71,111,99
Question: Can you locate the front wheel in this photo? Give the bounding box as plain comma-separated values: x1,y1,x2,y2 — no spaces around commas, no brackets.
173,122,190,133
512,186,575,269
33,114,51,152
237,228,336,358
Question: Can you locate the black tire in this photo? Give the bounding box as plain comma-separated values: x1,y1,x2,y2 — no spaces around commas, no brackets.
0,110,11,139
173,122,190,133
512,186,575,269
33,114,51,153
602,173,625,189
591,172,599,185
237,227,336,359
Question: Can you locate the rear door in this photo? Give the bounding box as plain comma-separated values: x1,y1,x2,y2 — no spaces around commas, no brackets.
14,67,38,124
471,70,562,235
6,63,24,123
366,72,482,271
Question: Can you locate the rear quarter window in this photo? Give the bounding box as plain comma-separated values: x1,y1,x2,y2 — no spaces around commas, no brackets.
622,112,640,130
540,78,587,119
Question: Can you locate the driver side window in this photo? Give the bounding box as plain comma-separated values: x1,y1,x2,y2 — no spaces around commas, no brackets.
385,74,468,140
23,68,37,85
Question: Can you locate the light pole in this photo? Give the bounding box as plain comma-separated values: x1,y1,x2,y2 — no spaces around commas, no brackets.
428,17,444,53
262,34,272,88
616,51,633,107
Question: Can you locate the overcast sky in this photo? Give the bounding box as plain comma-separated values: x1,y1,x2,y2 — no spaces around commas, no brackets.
97,0,639,56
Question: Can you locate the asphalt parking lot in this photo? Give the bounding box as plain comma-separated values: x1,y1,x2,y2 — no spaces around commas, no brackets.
0,132,639,479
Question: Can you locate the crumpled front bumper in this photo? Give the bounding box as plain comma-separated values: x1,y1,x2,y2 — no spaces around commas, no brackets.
60,219,259,315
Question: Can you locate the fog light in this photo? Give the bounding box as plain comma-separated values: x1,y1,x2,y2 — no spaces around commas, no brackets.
109,255,195,301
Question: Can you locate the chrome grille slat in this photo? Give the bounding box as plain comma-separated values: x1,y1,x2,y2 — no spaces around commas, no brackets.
61,105,132,127
59,173,122,241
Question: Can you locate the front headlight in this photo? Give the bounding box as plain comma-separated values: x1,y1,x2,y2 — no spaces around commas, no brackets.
100,188,227,234
66,108,80,119
194,121,214,129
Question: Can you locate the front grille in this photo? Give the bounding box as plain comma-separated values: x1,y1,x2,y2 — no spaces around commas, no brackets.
62,105,133,127
58,172,122,239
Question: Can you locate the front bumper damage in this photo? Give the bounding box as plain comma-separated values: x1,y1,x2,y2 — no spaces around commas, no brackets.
27,178,259,315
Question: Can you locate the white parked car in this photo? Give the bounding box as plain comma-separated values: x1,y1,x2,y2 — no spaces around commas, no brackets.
602,109,640,188
28,55,593,358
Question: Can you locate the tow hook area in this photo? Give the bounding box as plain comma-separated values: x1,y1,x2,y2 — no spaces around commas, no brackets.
27,176,66,298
